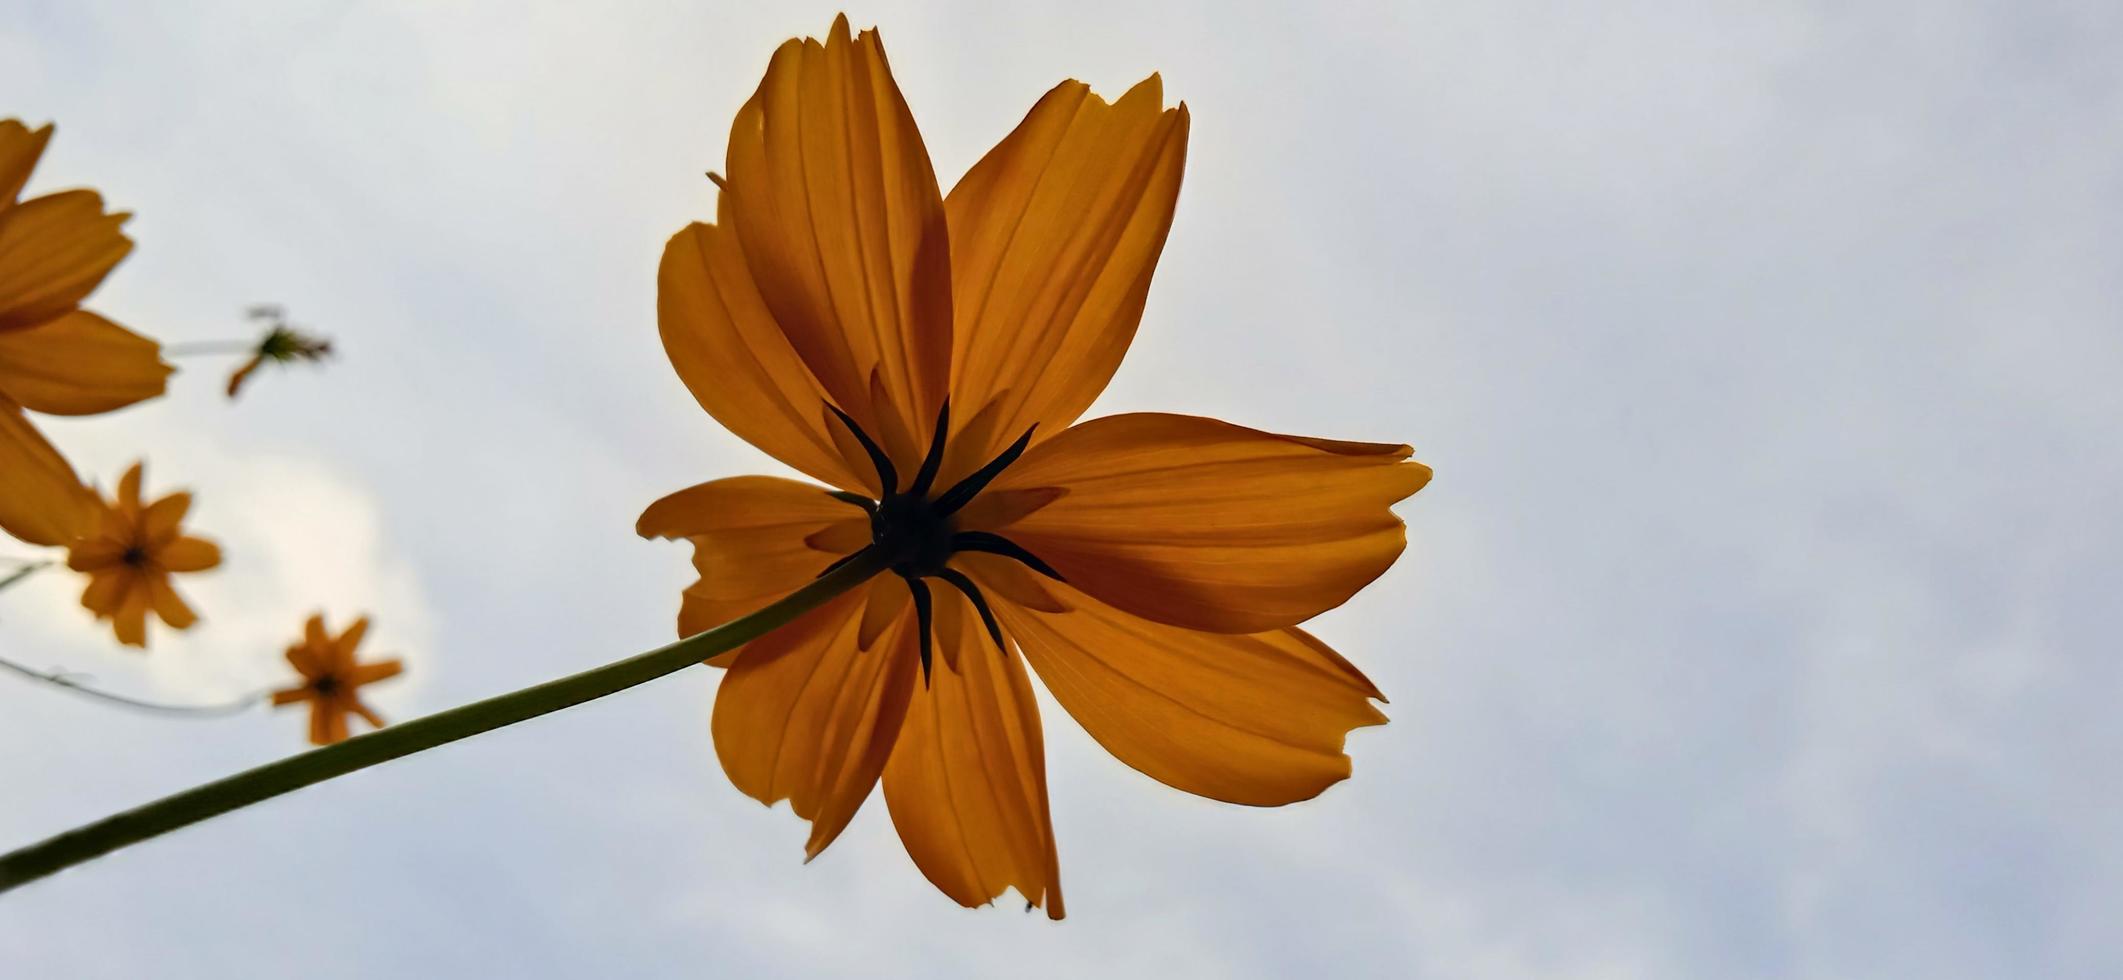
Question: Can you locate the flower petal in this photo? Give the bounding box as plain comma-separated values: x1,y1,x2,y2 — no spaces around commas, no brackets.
146,574,197,630
722,15,954,470
0,396,96,546
658,221,869,492
347,658,404,688
982,413,1430,633
270,685,313,706
336,615,371,662
0,120,53,209
112,579,150,647
712,588,918,860
159,535,221,573
0,310,170,415
0,190,132,333
139,491,191,548
942,76,1189,477
999,582,1387,806
883,590,1064,918
637,476,868,638
79,569,126,617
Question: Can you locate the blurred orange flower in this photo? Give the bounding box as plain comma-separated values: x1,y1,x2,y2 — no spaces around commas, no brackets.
640,17,1429,918
66,462,221,648
0,120,172,547
270,613,403,746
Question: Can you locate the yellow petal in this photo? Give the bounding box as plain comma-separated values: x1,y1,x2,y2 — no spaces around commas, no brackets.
722,15,953,469
78,569,125,617
349,699,385,730
984,413,1431,633
0,310,170,415
66,536,124,571
999,582,1387,806
115,460,143,513
336,615,371,661
658,222,869,492
0,190,132,333
0,120,53,209
638,475,869,638
304,613,329,648
0,397,96,546
269,686,313,707
139,491,191,548
146,574,197,630
308,705,334,745
857,574,909,649
347,658,404,688
711,588,918,860
942,76,1189,480
883,590,1064,918
112,579,150,647
159,535,220,572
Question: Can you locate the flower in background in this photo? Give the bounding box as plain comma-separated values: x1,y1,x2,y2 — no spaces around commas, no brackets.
639,17,1429,918
0,119,172,548
224,304,332,399
270,613,403,745
66,462,221,648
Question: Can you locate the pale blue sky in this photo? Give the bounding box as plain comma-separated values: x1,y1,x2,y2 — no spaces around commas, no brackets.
3,1,2120,977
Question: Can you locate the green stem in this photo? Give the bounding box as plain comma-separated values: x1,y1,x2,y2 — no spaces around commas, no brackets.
0,548,887,893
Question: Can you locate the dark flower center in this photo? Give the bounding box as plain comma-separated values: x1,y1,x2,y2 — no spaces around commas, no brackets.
120,546,148,567
312,675,340,696
821,400,1061,682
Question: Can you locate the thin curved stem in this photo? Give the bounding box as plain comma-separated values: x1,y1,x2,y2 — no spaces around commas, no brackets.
0,547,889,893
160,340,257,357
0,656,263,717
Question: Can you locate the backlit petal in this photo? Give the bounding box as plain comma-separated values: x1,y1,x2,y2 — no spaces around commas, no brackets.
658,221,868,491
79,569,125,617
712,588,918,859
0,120,53,209
984,413,1430,633
0,310,169,415
0,190,131,333
884,590,1064,918
139,491,191,548
722,15,953,469
146,574,197,630
0,397,95,546
1000,582,1387,806
347,659,404,688
159,536,221,573
943,76,1188,477
637,476,868,638
112,580,150,647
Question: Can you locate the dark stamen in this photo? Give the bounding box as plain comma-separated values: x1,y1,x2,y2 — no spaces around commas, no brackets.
907,576,934,685
828,405,898,495
826,490,876,514
935,568,1005,650
121,546,147,567
949,531,1064,581
932,425,1036,517
905,401,951,499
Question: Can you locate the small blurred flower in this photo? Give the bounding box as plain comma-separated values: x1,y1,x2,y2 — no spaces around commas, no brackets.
270,613,403,745
225,305,332,399
65,462,221,648
0,119,172,547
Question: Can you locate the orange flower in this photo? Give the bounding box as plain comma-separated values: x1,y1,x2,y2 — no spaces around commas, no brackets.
640,16,1429,919
65,462,221,647
0,120,172,547
270,613,403,745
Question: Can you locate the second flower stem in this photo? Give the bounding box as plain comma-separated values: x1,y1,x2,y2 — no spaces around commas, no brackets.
0,548,888,893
